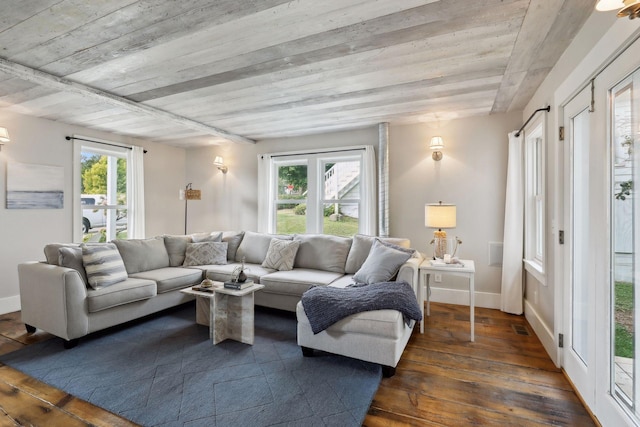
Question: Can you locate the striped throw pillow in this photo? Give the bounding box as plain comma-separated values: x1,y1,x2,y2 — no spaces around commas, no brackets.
81,243,128,289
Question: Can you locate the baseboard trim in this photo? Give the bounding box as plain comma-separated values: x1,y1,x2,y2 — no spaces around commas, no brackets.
524,298,558,366
430,287,501,310
0,295,21,315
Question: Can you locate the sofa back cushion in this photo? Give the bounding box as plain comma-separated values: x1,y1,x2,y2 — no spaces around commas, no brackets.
44,243,80,265
235,231,293,264
58,246,89,286
112,237,170,274
293,234,352,273
163,235,192,267
345,234,411,274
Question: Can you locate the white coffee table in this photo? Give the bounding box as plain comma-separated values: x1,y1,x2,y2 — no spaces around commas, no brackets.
180,282,264,345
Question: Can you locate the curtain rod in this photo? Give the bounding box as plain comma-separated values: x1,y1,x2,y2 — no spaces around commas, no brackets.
514,106,551,137
65,136,148,153
264,147,365,159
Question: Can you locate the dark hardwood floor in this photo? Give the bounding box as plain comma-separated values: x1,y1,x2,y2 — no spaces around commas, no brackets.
0,303,595,426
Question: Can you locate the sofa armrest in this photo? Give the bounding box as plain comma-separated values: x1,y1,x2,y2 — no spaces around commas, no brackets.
18,262,89,341
396,254,424,296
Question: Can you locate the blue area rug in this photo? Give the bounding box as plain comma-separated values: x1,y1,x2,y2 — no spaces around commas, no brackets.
0,303,382,426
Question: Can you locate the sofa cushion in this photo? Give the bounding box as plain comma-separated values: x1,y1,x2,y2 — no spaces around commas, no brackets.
191,231,223,243
58,246,88,286
262,239,300,271
130,267,203,293
183,242,228,266
163,235,192,267
353,239,413,284
345,234,411,274
81,243,129,289
112,237,170,274
296,301,406,339
204,263,275,283
222,231,244,261
44,243,80,265
259,269,343,297
235,231,293,264
293,234,352,273
87,277,157,312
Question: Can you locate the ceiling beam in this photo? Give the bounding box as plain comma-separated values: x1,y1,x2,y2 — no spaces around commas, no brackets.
0,57,255,144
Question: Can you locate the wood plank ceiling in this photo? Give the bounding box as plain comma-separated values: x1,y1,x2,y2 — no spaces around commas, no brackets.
0,0,593,147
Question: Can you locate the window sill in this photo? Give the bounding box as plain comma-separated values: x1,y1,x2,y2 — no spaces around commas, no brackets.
523,259,546,285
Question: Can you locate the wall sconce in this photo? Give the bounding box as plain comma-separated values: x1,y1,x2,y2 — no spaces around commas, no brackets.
430,136,444,161
596,0,640,19
0,127,10,151
213,156,228,173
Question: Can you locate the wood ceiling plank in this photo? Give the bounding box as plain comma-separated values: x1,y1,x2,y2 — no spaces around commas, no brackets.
121,0,527,101
506,68,551,112
0,0,139,57
65,0,436,89
0,0,62,33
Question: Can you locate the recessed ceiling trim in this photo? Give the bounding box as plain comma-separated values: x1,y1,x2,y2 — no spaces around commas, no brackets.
0,57,255,145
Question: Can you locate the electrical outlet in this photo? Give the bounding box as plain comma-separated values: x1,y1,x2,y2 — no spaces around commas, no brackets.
434,274,442,283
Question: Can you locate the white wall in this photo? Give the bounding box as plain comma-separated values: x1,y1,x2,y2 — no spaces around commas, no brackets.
389,113,522,307
0,110,187,314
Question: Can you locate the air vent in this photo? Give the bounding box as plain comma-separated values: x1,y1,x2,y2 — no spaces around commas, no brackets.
511,324,531,336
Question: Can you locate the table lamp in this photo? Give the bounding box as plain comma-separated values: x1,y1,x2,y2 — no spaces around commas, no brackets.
425,201,460,259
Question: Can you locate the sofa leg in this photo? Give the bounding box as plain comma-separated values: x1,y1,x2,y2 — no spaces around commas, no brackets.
63,339,79,349
25,324,36,334
381,365,396,378
301,346,314,357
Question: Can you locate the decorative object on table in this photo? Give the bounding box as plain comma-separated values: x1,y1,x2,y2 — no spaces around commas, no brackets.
223,279,254,290
429,136,444,161
6,162,64,209
200,279,214,288
213,156,228,173
230,257,247,283
425,201,462,259
179,182,201,234
596,0,640,19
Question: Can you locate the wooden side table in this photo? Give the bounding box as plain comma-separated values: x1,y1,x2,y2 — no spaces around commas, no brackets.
419,259,476,341
180,282,264,345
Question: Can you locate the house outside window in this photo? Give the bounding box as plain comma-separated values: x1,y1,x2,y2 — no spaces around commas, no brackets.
524,119,545,282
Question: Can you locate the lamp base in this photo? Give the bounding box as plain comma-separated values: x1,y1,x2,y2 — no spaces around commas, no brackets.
431,235,461,260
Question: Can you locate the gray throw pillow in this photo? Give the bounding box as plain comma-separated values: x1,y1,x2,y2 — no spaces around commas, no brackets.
222,231,245,261
353,239,413,285
58,246,88,286
163,235,192,266
236,231,293,264
183,242,228,266
262,239,300,271
81,243,128,289
191,231,223,243
345,234,412,274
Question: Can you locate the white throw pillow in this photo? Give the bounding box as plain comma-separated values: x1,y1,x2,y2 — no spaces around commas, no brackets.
353,239,413,284
262,239,300,271
81,243,128,289
183,242,228,266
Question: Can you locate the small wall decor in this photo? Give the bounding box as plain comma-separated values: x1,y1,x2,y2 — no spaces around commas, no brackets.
6,162,64,209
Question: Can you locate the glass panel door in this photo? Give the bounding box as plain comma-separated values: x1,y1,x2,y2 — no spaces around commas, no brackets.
611,70,640,419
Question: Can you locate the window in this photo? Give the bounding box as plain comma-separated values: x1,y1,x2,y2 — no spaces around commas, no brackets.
72,137,141,242
524,119,545,280
260,146,375,237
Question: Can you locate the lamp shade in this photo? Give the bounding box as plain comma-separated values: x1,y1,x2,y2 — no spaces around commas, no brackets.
425,203,456,228
429,136,444,150
0,127,9,143
596,0,624,10
213,156,224,166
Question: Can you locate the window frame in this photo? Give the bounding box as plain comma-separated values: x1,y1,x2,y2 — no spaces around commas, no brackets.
266,147,368,236
524,117,546,283
72,136,132,243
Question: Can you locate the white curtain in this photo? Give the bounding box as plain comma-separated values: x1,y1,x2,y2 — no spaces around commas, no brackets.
257,154,273,233
128,146,146,238
362,145,377,235
501,131,524,314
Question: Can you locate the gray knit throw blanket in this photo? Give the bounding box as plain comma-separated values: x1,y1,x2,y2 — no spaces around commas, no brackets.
301,281,423,334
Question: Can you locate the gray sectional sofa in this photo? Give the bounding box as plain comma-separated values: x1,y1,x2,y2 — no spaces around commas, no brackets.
18,231,423,367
